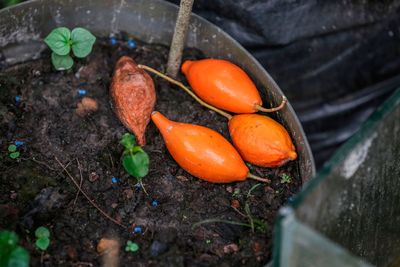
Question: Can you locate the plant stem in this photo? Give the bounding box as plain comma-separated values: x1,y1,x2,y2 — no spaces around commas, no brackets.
139,64,232,120
246,173,271,183
255,96,287,112
192,218,252,229
247,183,262,198
139,180,149,196
166,0,195,78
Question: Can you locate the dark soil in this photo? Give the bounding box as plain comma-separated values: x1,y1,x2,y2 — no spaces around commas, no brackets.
0,37,301,267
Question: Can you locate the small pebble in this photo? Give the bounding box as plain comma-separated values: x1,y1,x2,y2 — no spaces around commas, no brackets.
111,203,118,209
76,97,99,116
223,243,239,254
176,175,188,182
78,89,87,95
226,186,233,193
151,200,158,207
111,177,119,184
10,191,17,200
127,39,136,48
150,241,167,257
89,172,99,182
230,199,240,209
15,96,21,102
123,189,134,199
110,36,118,46
65,245,78,260
133,226,142,234
14,140,24,147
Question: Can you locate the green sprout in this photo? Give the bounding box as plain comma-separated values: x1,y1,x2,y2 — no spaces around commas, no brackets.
120,133,149,180
0,230,29,267
194,183,268,233
44,27,96,70
280,174,292,184
8,144,20,159
231,188,241,198
34,227,50,251
125,241,139,252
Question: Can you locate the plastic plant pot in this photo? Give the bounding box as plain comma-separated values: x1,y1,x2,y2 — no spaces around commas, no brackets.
0,0,315,264
273,88,400,267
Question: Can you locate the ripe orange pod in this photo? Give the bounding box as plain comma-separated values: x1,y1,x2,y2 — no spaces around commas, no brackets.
151,111,269,183
181,59,286,114
110,56,156,146
138,64,297,168
228,114,297,167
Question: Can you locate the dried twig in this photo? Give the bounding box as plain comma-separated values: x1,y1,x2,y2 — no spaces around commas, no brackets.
30,156,56,171
55,157,127,229
73,158,84,206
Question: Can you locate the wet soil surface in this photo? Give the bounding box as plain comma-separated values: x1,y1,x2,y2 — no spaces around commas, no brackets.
0,38,301,267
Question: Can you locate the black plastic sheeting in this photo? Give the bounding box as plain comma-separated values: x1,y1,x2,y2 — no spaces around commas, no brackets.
168,0,400,167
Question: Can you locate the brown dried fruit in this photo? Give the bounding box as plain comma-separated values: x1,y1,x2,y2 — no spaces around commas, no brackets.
110,56,156,146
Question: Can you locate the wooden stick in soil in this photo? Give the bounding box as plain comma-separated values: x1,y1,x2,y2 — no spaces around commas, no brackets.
55,157,127,229
166,0,195,78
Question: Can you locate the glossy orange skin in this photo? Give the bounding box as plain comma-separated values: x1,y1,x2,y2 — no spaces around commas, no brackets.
229,114,297,167
181,59,262,113
151,112,249,183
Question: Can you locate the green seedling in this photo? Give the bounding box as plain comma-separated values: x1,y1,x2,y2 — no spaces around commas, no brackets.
232,188,240,198
44,27,96,70
120,133,149,180
8,144,20,159
194,183,268,233
34,227,50,251
280,173,292,184
0,230,30,267
125,241,139,252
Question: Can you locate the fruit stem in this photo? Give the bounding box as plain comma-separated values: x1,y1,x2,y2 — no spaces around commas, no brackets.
255,96,287,113
138,64,233,120
247,173,271,183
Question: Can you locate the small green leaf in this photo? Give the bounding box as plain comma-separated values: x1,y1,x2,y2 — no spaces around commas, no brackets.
8,145,17,152
35,227,50,239
8,246,29,267
122,151,149,178
120,133,136,150
125,241,139,252
44,27,71,56
280,174,292,184
0,230,18,247
9,151,20,159
51,52,73,70
71,27,96,58
35,238,50,251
